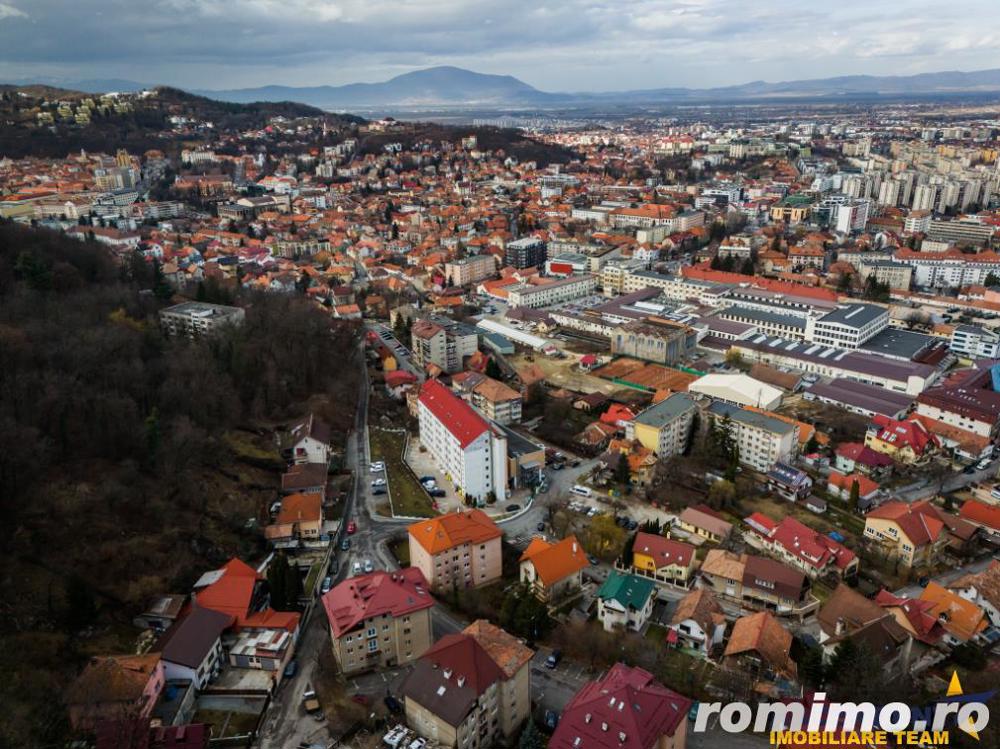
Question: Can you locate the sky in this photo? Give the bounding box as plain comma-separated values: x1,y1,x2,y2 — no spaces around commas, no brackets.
1,0,1000,91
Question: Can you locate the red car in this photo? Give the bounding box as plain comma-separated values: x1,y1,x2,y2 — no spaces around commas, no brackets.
347,521,357,534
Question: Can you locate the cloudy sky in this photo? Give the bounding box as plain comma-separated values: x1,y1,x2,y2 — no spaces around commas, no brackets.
1,0,999,91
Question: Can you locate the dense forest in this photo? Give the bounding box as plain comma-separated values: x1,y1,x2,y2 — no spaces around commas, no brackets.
0,221,360,747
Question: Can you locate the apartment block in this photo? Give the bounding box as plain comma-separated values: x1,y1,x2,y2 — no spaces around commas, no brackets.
408,509,503,591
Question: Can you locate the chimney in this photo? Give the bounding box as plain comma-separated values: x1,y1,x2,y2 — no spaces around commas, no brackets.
457,676,466,688
585,714,592,724
602,723,608,732
573,542,578,553
444,668,453,679
835,617,845,636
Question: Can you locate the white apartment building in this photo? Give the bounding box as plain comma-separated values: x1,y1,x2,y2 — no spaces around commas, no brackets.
950,325,1000,359
805,304,889,349
900,253,1000,288
506,274,597,309
411,317,480,374
707,401,798,472
904,211,932,234
417,380,508,502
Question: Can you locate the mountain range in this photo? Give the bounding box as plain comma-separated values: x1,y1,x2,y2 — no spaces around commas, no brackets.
11,66,1000,110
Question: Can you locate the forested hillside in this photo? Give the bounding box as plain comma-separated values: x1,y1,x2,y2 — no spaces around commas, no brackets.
0,221,359,747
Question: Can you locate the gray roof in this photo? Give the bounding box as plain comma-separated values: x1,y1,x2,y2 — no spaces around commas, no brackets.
817,304,886,328
708,401,795,436
633,393,697,428
859,328,937,360
805,378,913,418
720,306,807,330
158,606,233,669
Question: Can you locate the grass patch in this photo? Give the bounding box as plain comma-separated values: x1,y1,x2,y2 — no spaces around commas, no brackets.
369,428,434,518
303,560,324,595
390,539,410,567
223,430,284,469
645,623,671,645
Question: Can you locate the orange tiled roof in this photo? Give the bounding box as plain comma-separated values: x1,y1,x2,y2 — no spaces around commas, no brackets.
519,535,588,586
408,509,502,554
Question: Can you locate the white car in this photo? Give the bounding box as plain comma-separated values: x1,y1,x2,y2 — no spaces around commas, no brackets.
369,462,385,473
371,478,387,487
363,559,374,573
352,561,362,575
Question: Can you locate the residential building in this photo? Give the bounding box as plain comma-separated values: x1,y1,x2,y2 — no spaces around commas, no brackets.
411,317,480,374
743,514,859,579
611,318,697,365
264,492,324,542
467,374,523,425
506,274,597,309
856,260,913,290
627,533,696,585
550,663,691,749
827,471,881,511
67,654,165,731
915,365,1000,460
918,582,989,645
519,535,588,602
159,301,245,338
864,414,938,464
417,380,508,501
765,463,813,502
723,612,797,690
408,509,503,591
445,255,496,286
401,621,533,748
668,588,726,657
949,561,1000,627
157,606,233,689
626,393,697,458
959,500,1000,542
597,572,656,632
863,501,948,567
676,506,732,544
950,325,1000,359
504,237,547,269
283,413,331,466
699,550,816,619
322,568,435,676
707,401,798,472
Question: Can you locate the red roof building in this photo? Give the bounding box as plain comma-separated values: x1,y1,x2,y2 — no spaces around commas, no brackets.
550,663,691,749
418,378,489,449
193,558,300,633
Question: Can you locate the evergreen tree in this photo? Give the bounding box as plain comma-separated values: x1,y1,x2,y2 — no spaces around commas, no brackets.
519,719,545,749
268,553,289,610
804,434,819,454
486,358,503,380
740,257,755,275
850,479,861,511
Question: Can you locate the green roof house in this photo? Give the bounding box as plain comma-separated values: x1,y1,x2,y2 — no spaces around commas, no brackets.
597,572,656,632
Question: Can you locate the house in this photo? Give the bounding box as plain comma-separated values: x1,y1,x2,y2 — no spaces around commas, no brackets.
416,379,509,502
833,442,893,479
864,414,938,464
408,510,503,591
264,492,324,542
949,561,1000,627
915,364,1000,461
918,582,989,645
280,462,328,495
550,663,691,749
519,535,588,602
322,568,435,676
283,413,331,465
863,501,948,567
627,533,696,586
699,550,816,619
827,471,881,511
626,393,698,458
668,588,727,658
706,401,798,472
874,590,946,647
766,462,813,502
67,653,165,731
816,585,914,677
959,500,1000,543
723,612,797,691
676,506,732,544
401,620,533,748
157,606,233,689
133,594,187,632
744,515,858,579
191,558,299,678
597,572,656,632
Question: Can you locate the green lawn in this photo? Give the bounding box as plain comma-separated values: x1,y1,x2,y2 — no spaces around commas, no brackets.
303,560,324,595
390,539,411,567
192,709,259,738
369,428,435,518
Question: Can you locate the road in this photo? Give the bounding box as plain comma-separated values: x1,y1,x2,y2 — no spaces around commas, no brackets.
893,458,998,502
894,554,997,599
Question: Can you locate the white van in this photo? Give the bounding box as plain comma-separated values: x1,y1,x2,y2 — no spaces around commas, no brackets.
991,486,1000,501
570,485,592,498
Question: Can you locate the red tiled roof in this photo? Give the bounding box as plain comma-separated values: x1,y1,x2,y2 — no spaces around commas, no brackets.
866,501,945,548
322,568,433,638
869,414,938,454
195,558,300,632
418,379,489,448
959,499,1000,531
632,532,694,569
874,589,945,644
550,663,690,749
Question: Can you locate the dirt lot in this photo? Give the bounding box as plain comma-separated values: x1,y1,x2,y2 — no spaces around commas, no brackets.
509,353,623,395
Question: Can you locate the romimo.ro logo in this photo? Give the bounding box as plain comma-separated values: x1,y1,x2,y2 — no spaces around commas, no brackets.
691,673,993,743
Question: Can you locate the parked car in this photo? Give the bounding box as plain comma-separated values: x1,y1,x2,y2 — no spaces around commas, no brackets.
371,478,386,487
352,561,362,575
544,710,559,731
545,650,562,669
347,521,357,534
341,538,351,551
283,659,298,678
536,522,545,532
588,555,599,566
369,462,385,473
429,489,447,498
373,487,387,496
419,476,435,483
506,503,520,512
320,576,333,594
384,695,403,714
363,559,374,573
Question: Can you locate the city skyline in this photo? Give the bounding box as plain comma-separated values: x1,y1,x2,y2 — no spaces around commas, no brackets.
2,0,1000,92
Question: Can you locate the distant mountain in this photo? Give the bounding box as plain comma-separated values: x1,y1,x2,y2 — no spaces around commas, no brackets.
0,76,149,93
193,66,1000,111
195,66,568,109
